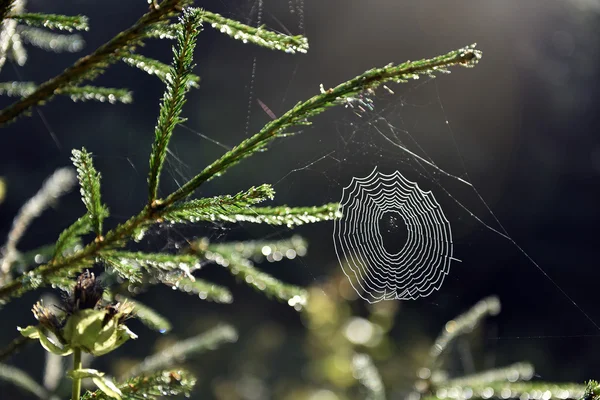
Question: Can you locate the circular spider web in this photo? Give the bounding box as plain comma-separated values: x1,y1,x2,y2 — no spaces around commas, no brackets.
333,168,454,302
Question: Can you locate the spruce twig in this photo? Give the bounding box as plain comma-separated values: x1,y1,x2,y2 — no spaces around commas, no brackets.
0,82,132,103
148,8,203,205
8,13,88,32
124,325,238,377
0,0,187,125
162,44,482,204
18,26,84,53
0,44,483,305
71,148,109,237
121,53,200,88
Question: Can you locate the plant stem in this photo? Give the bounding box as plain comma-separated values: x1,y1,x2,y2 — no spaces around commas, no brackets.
71,348,82,400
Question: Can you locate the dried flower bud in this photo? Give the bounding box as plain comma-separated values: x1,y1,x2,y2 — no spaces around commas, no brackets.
70,270,103,312
32,301,62,333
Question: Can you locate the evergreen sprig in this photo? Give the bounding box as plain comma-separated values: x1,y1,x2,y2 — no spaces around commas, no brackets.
81,369,196,400
160,184,275,223
124,325,238,377
198,9,308,53
114,294,172,334
148,8,202,205
99,250,201,282
162,44,482,205
154,271,233,303
71,148,109,237
53,215,92,260
8,13,89,32
202,248,307,309
204,235,308,261
424,381,586,400
207,203,341,227
0,0,188,125
142,22,179,40
122,53,200,88
0,82,131,103
18,26,84,53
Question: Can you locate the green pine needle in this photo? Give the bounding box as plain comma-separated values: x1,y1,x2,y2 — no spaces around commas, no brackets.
162,44,482,205
18,26,84,52
160,184,275,224
0,82,132,103
584,381,600,400
154,271,233,304
115,294,172,334
124,325,237,377
198,8,308,54
81,369,196,400
423,381,586,400
9,13,89,32
142,22,179,40
53,215,93,260
122,53,200,88
148,8,203,205
71,148,109,237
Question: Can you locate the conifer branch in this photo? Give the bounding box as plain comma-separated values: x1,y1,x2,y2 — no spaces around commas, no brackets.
353,353,386,400
82,369,196,400
99,250,201,281
198,9,308,53
584,381,600,400
143,22,179,39
154,271,233,303
122,53,200,88
0,0,22,73
202,248,307,309
0,82,132,103
427,296,500,371
423,381,586,400
148,8,202,205
8,13,88,32
0,335,31,362
205,203,340,227
160,184,275,223
0,0,187,125
0,167,76,277
71,148,109,237
53,215,93,260
124,325,238,378
163,44,482,204
203,235,308,262
114,294,172,334
18,26,84,52
0,0,16,23
0,362,52,399
440,363,534,387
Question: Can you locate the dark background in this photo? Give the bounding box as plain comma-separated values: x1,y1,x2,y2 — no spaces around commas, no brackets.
1,0,600,398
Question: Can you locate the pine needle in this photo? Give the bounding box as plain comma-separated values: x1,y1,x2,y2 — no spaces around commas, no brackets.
9,13,89,32
154,271,233,303
115,294,172,334
122,53,200,88
18,26,84,52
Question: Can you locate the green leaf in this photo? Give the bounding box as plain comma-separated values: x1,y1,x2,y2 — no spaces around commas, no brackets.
71,148,109,236
125,325,237,377
17,325,73,356
9,13,89,31
148,8,203,204
69,369,122,399
81,369,196,400
115,294,172,334
198,8,308,54
122,53,200,88
160,184,275,223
